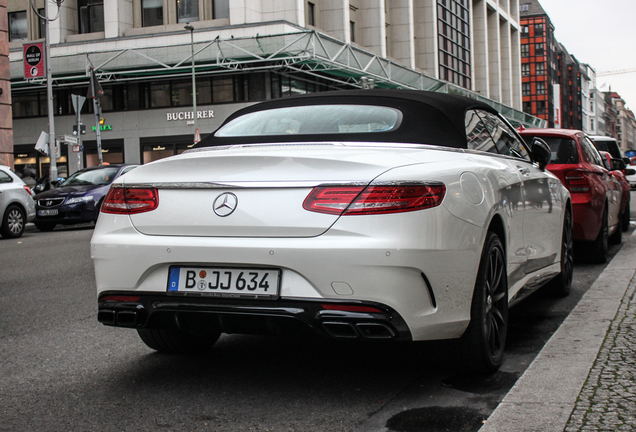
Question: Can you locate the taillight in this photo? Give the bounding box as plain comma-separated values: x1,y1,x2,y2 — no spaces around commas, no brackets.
101,295,141,302
101,187,158,214
23,185,34,197
303,184,446,215
564,170,590,192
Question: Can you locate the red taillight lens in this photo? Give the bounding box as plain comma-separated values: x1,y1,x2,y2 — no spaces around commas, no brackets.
303,184,446,215
321,304,382,313
101,187,158,214
23,185,34,197
564,170,590,192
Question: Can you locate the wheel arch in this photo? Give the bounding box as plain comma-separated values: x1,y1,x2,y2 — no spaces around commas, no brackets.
486,213,507,256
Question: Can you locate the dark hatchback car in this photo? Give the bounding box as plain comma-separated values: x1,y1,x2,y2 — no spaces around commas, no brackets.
34,164,137,231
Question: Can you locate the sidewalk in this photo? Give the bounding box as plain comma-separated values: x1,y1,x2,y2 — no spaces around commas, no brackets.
480,230,636,431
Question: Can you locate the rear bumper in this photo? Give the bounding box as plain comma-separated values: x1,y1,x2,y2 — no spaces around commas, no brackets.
98,292,412,341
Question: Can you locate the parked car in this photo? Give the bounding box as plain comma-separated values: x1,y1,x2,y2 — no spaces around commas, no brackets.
588,135,629,164
92,90,572,373
598,150,633,231
0,165,36,238
34,164,137,231
519,129,621,262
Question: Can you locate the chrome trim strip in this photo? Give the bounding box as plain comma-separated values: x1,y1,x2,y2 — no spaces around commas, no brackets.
121,180,445,189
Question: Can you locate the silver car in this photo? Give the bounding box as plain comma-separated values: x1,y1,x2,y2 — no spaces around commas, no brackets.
0,165,36,238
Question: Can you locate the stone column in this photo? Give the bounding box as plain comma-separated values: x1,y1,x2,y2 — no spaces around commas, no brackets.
0,0,13,167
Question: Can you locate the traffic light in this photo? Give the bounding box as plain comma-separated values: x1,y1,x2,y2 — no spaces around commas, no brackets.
72,124,86,135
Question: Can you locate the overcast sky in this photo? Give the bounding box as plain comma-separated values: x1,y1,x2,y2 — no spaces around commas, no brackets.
537,0,636,110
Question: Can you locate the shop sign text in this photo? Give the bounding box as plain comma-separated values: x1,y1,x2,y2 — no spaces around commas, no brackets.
167,110,215,121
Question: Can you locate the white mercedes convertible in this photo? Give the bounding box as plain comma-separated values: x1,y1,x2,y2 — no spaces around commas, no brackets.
91,89,572,373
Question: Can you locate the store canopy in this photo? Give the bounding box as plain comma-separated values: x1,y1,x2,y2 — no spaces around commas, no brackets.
10,30,545,128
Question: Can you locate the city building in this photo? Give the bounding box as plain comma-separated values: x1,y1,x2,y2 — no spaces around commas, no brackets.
519,0,559,127
611,92,636,152
6,0,540,181
0,0,12,167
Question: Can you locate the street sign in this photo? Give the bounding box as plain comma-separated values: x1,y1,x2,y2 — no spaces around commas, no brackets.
194,128,201,143
72,145,81,152
23,43,45,79
63,134,78,144
71,94,86,114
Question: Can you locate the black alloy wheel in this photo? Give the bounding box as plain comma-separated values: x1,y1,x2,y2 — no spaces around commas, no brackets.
590,206,609,263
1,205,26,238
547,207,574,297
452,231,508,374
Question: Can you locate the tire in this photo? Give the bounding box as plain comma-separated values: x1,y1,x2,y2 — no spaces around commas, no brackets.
137,327,221,354
609,221,622,245
451,231,508,374
34,221,57,232
589,207,608,263
545,207,573,297
1,205,26,238
621,201,630,232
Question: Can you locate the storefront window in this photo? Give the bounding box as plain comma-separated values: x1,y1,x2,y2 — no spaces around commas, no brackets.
177,0,199,23
213,77,234,103
171,80,192,106
143,144,174,164
150,82,171,107
9,11,27,42
84,141,124,167
13,152,38,186
142,0,163,27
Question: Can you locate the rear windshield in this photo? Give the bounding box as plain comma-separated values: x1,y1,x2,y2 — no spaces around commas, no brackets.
590,139,621,159
215,105,402,137
522,136,579,164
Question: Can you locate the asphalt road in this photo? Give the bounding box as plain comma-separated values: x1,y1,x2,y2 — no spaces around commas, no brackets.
0,223,624,432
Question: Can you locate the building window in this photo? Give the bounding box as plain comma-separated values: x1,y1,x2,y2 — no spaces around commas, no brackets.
79,0,104,34
436,0,471,90
536,62,545,75
38,9,46,39
8,11,28,42
177,0,199,23
522,64,530,76
521,44,529,57
521,25,529,36
307,2,316,26
142,0,163,26
537,100,547,114
535,43,544,56
534,23,544,36
590,118,594,130
520,3,529,12
522,83,531,96
213,0,229,19
523,101,532,113
536,81,546,95
350,21,355,42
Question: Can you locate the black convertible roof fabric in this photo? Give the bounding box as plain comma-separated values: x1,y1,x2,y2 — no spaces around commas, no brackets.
196,89,499,149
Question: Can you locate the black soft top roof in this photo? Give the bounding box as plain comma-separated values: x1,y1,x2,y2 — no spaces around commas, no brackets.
196,89,499,149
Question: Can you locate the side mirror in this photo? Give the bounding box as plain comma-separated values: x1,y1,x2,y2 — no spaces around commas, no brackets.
610,158,626,171
531,137,551,171
625,168,636,176
623,157,631,166
51,180,61,188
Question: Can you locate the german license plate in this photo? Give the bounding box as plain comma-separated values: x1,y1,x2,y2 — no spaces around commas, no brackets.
168,266,280,298
38,209,58,216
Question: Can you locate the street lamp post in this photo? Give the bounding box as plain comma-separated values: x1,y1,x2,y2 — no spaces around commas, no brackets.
184,23,198,143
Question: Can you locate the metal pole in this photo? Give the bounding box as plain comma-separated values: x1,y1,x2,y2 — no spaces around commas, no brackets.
185,23,197,142
90,68,103,165
44,2,57,186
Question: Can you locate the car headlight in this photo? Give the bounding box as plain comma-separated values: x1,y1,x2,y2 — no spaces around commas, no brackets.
66,195,94,204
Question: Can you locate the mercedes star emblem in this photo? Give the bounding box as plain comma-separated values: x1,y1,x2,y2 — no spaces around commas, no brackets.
213,192,238,217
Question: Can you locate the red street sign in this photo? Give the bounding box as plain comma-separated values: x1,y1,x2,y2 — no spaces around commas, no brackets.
23,43,45,79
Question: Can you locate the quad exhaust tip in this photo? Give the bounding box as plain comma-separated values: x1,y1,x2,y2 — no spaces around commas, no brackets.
322,321,396,339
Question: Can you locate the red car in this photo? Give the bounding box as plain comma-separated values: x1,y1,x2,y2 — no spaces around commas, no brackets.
598,150,632,232
519,129,622,263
